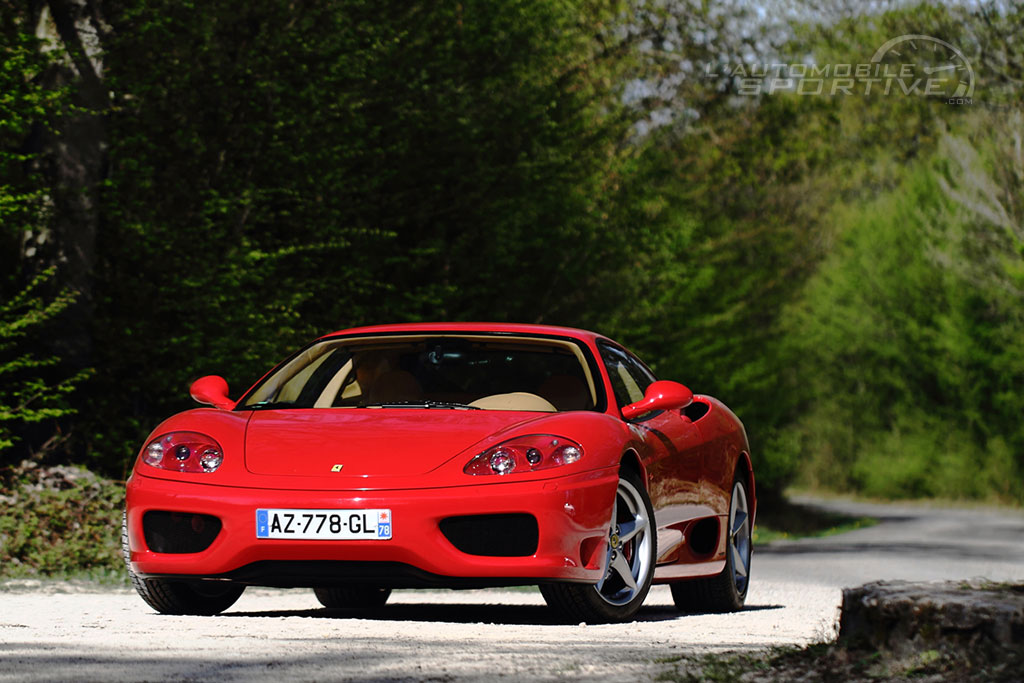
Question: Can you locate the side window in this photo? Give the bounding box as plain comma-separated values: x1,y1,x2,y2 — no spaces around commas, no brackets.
598,342,656,410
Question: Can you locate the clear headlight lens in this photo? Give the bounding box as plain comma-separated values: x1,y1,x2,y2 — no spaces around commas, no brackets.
142,432,224,473
464,435,584,476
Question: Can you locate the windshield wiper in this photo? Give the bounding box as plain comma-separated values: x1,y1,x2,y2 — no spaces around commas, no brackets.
244,400,297,410
358,400,482,410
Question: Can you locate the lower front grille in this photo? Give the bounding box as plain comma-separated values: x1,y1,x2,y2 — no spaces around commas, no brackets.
439,513,539,557
143,511,222,554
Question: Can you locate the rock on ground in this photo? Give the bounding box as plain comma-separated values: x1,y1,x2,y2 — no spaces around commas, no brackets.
839,579,1024,659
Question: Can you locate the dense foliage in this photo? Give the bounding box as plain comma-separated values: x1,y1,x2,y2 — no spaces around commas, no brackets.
1,0,1022,507
87,0,661,470
0,14,86,462
0,270,87,454
0,462,124,578
769,8,1024,501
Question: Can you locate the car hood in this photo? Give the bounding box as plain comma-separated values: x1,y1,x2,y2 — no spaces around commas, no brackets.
244,409,548,477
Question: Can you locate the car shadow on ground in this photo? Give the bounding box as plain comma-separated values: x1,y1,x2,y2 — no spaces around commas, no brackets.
222,602,784,625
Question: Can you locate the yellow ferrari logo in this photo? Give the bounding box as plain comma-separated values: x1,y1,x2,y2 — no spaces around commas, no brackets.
330,464,343,472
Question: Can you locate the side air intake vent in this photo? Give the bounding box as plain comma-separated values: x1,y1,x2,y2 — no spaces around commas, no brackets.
439,514,539,557
143,511,222,554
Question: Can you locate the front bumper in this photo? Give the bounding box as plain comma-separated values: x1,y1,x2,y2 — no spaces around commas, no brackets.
125,467,618,586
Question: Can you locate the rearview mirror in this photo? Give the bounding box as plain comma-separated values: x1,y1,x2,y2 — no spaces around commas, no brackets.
621,380,693,420
189,375,236,410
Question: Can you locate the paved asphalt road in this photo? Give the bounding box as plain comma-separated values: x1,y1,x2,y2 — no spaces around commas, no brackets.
2,497,1022,682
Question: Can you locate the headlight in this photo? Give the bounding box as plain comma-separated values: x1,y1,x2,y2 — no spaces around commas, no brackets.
464,435,583,476
141,432,224,473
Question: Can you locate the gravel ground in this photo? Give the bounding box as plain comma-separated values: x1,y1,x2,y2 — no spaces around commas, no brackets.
2,497,1022,682
0,582,838,682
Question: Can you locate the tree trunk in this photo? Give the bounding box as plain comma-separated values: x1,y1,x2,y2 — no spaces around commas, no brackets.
28,0,109,370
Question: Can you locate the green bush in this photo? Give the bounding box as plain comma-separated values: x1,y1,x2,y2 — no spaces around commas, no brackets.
850,412,1021,502
0,463,124,579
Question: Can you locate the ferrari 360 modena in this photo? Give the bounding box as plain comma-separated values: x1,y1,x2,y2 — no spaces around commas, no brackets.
124,323,755,623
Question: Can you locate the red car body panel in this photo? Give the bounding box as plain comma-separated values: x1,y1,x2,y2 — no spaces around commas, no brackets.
125,323,754,589
127,467,619,582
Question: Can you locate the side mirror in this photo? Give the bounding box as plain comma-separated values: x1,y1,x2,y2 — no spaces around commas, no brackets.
189,375,236,410
621,380,693,420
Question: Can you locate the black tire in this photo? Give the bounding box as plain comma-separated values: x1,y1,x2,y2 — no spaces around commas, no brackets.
122,511,245,616
670,476,752,613
541,468,656,623
314,586,392,609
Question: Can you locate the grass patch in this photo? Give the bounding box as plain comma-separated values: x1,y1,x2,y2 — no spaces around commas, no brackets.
654,642,1024,682
753,497,876,544
655,650,782,682
1,569,129,593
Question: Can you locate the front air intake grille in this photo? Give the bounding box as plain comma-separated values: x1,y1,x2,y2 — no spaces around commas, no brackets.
439,513,539,557
143,511,222,554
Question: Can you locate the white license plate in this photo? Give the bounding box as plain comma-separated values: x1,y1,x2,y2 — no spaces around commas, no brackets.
256,509,392,540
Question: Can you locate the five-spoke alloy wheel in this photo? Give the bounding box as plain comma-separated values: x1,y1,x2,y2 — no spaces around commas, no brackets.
727,478,752,597
541,468,656,623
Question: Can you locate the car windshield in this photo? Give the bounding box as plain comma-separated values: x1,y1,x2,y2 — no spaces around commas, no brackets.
239,334,600,412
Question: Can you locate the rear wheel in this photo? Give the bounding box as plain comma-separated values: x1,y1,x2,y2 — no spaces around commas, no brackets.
541,468,656,623
670,476,751,613
314,586,392,609
121,511,245,615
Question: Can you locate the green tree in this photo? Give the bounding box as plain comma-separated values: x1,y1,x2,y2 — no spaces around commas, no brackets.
81,0,655,471
772,4,1024,502
1,16,87,464
0,270,88,460
782,133,1023,502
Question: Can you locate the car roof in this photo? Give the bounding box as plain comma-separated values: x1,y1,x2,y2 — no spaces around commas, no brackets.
321,322,603,344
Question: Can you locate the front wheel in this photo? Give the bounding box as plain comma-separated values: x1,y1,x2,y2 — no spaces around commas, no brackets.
314,586,392,609
121,511,244,615
670,476,752,613
541,468,656,623
135,578,246,616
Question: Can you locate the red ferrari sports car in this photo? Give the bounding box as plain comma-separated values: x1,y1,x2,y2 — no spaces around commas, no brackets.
124,323,754,623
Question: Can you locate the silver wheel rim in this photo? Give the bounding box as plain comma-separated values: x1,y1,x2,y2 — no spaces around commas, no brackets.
595,477,652,606
729,481,751,595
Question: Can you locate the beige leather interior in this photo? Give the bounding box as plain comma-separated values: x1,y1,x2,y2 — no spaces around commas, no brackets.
313,358,354,408
323,334,599,408
248,334,600,413
264,348,332,403
467,392,556,412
